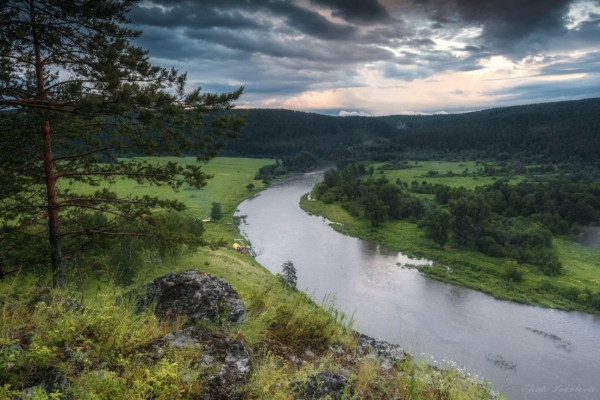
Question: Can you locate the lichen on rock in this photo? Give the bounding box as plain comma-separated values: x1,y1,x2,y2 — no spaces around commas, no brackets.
132,269,246,324
153,326,251,400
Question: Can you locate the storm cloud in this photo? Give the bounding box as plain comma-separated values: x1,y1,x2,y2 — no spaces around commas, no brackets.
129,0,600,114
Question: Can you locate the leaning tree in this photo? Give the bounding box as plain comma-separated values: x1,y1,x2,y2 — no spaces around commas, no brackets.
0,0,245,286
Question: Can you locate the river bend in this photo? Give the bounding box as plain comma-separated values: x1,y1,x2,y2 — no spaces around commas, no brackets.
236,171,600,400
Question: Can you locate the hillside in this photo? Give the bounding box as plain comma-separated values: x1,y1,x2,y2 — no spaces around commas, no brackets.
222,109,398,158
377,98,600,161
222,98,600,164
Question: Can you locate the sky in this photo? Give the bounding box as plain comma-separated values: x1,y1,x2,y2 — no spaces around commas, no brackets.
129,0,600,115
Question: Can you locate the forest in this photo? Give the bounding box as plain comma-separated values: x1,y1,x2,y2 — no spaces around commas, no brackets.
223,98,600,166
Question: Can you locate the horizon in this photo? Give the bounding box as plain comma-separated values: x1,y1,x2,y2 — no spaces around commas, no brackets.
235,96,600,116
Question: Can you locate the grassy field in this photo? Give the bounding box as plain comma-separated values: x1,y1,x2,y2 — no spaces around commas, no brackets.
375,160,524,189
1,156,502,399
69,156,274,243
301,161,600,313
70,156,274,217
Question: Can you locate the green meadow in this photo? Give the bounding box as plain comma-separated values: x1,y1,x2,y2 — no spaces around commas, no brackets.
70,156,273,217
69,157,274,243
301,160,600,312
374,160,524,189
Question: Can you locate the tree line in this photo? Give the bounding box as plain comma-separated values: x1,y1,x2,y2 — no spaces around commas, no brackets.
312,162,600,277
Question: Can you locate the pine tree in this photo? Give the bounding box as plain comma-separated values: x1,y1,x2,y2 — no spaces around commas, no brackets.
0,0,245,286
281,260,297,288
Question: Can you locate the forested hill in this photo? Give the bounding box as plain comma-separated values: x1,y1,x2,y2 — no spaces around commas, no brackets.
222,108,398,158
222,98,600,162
376,98,600,161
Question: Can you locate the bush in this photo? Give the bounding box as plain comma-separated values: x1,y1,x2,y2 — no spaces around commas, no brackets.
503,261,523,283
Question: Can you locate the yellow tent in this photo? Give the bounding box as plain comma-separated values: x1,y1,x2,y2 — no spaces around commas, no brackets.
233,243,241,250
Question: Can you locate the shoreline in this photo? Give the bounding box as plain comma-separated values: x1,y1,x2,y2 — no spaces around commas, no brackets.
299,193,599,314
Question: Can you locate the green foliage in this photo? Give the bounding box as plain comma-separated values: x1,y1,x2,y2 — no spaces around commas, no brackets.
376,98,600,165
254,152,317,181
210,202,223,221
246,183,255,191
503,261,523,283
420,209,450,248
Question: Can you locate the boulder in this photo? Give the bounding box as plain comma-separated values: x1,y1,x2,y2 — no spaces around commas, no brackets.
24,367,70,398
355,334,407,370
155,326,251,400
133,270,246,324
291,371,357,400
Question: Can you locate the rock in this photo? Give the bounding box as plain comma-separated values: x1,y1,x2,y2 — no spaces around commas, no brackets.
24,367,70,398
291,371,357,400
304,348,315,358
155,326,251,400
329,344,346,355
133,270,246,324
355,334,406,370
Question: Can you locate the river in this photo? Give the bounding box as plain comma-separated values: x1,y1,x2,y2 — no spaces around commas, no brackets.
235,171,600,400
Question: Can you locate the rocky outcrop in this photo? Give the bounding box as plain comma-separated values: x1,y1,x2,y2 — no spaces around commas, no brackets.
291,371,357,400
154,326,251,400
132,270,246,324
290,335,407,399
126,270,251,398
355,334,407,370
328,334,407,370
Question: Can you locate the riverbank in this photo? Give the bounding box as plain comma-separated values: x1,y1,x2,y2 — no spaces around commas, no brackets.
0,158,502,399
300,193,600,313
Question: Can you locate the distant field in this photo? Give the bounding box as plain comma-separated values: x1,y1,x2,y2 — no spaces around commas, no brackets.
374,160,524,190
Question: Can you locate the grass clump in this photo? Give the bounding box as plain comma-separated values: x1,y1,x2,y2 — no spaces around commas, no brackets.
1,268,501,399
0,276,200,399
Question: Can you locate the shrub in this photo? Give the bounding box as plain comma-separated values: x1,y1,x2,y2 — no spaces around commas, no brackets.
503,261,523,283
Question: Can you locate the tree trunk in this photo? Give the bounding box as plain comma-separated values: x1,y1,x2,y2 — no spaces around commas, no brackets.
30,1,64,287
42,121,65,288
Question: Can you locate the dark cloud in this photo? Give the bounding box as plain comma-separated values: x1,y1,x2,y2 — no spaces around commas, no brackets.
534,51,600,77
184,27,394,64
406,0,574,55
449,89,471,95
310,0,391,24
128,4,265,30
485,77,600,103
127,0,600,110
269,2,358,40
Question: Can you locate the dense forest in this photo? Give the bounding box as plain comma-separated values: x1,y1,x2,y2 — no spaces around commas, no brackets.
223,98,600,167
377,98,600,161
222,108,398,158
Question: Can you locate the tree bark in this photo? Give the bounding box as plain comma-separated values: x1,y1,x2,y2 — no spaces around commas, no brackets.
42,121,65,288
31,0,64,287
